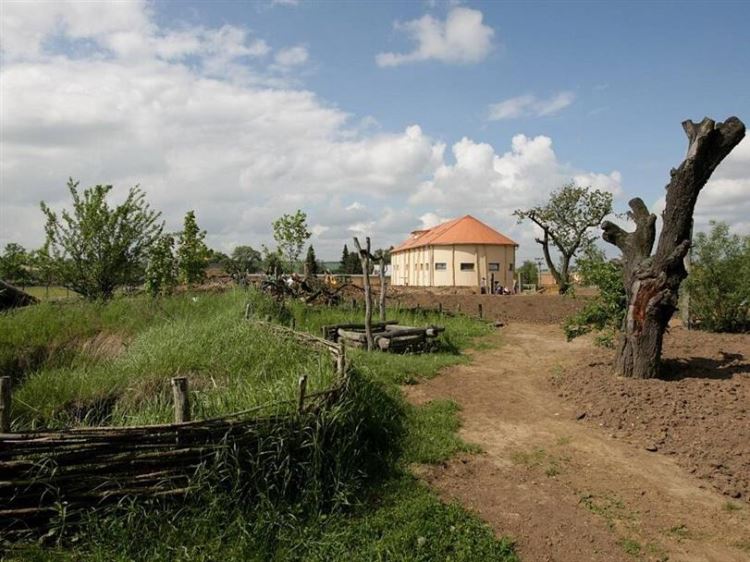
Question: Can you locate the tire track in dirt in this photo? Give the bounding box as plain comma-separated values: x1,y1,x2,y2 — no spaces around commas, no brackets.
404,324,749,562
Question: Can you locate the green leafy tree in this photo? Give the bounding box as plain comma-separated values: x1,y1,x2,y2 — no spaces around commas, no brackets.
0,243,32,287
176,210,209,285
514,183,613,294
373,247,392,264
340,244,351,274
29,247,56,290
305,245,319,276
263,247,284,276
684,221,750,332
145,234,178,297
40,179,162,300
516,260,540,287
346,249,360,274
564,246,626,346
224,245,262,280
207,249,229,267
272,210,311,273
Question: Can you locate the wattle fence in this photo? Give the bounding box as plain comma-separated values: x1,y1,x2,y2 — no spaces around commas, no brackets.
0,319,348,539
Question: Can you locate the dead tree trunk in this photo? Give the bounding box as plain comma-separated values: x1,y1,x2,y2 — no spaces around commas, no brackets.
602,117,745,378
353,237,374,351
378,257,387,323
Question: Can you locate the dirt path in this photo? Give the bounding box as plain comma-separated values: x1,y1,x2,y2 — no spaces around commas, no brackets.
404,324,749,562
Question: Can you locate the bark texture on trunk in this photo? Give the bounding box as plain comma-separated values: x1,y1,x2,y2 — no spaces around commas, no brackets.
353,236,374,351
535,230,563,293
378,257,387,323
602,117,745,378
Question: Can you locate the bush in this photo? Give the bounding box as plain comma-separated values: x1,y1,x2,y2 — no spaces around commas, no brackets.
684,221,750,332
563,247,626,346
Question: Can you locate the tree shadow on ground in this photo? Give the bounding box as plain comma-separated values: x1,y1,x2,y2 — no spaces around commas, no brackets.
660,352,748,381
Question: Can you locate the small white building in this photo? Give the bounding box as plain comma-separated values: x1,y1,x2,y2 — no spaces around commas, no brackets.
390,215,518,288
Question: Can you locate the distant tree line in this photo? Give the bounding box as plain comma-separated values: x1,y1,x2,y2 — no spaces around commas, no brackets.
338,244,390,274
0,179,333,300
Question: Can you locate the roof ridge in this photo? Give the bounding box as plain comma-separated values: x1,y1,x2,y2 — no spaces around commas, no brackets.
392,214,517,253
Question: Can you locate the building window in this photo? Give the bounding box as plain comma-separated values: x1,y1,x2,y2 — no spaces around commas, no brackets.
435,262,447,270
488,262,500,272
508,262,514,271
460,263,474,271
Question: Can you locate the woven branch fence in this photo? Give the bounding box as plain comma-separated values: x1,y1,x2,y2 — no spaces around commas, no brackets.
0,318,348,539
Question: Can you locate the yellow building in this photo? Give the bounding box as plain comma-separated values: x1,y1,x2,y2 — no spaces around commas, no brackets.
391,215,518,288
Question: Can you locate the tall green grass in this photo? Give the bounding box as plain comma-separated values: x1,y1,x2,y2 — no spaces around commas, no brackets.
6,291,337,429
0,288,515,560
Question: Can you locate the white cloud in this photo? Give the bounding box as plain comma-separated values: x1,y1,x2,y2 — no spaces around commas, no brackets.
419,212,451,229
274,45,308,66
682,136,749,235
410,134,623,251
376,7,494,67
0,1,625,259
488,91,575,120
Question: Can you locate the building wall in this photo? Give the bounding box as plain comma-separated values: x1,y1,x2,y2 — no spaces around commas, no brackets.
391,244,516,287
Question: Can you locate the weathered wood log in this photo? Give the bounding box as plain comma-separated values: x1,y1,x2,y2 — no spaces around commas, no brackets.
337,329,366,343
602,116,745,378
323,321,399,342
353,236,374,350
378,334,426,352
378,255,387,322
382,326,444,338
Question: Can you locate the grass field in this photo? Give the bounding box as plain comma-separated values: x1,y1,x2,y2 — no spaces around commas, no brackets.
22,285,78,301
1,288,516,561
4,291,337,428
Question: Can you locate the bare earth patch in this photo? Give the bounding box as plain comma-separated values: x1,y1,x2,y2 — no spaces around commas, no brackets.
553,325,750,502
389,290,590,324
404,323,750,562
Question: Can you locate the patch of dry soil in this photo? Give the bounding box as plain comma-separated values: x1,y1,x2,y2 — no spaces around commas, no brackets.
389,291,590,324
554,326,750,503
404,324,750,562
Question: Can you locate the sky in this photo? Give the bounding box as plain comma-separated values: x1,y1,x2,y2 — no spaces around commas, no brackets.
1,0,748,263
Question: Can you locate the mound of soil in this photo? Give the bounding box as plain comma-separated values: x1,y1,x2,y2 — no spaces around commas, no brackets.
553,326,750,501
386,289,589,324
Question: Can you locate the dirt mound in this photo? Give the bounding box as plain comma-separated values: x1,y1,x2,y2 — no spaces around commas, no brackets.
387,290,589,324
553,326,750,501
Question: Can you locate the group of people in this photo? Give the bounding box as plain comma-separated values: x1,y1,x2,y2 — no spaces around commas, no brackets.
480,277,517,295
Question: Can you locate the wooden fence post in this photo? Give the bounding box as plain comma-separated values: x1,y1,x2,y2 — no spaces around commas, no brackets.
337,343,346,376
244,302,252,320
171,377,190,423
438,302,443,315
1,377,11,433
291,317,296,331
478,303,483,319
298,374,308,413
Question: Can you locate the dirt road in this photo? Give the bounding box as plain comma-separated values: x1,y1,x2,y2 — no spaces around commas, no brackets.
404,324,749,562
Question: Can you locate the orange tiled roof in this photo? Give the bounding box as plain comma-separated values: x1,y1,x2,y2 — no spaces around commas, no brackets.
392,215,517,253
